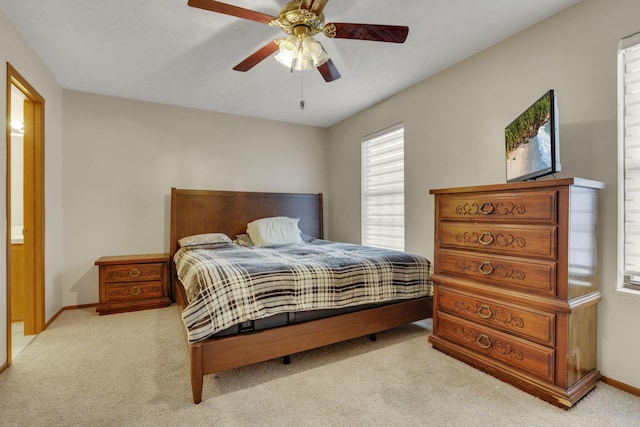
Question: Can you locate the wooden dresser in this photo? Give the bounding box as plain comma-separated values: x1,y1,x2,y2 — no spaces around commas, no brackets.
429,178,603,408
95,253,171,315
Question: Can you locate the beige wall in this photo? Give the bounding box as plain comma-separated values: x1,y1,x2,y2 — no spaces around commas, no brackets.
327,0,640,388
62,91,328,305
0,7,65,367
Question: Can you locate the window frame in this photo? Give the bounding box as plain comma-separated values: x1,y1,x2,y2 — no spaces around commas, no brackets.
361,123,405,251
618,31,640,297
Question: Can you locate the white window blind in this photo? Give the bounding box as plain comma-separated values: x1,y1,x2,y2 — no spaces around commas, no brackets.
361,123,405,251
620,32,640,290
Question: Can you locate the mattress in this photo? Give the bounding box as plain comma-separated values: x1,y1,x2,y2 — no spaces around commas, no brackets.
174,239,432,343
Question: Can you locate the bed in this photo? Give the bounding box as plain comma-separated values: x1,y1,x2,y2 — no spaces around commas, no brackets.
170,188,433,403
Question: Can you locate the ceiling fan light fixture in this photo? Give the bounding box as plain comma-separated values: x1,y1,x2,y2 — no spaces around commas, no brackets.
275,33,329,71
275,34,300,68
302,36,329,67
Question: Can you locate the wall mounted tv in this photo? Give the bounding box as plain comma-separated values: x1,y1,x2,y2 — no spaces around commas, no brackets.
505,89,561,182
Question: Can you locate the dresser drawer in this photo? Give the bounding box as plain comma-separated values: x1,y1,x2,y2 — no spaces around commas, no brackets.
438,223,557,259
437,287,555,345
437,312,555,382
104,281,164,302
104,263,164,283
439,249,556,295
437,190,557,223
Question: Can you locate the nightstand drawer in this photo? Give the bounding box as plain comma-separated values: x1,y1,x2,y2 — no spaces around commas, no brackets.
439,249,556,295
437,312,555,382
438,222,557,259
104,263,164,283
104,281,164,302
437,287,555,346
437,190,557,223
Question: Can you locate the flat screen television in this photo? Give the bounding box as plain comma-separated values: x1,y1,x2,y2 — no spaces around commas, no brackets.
505,89,561,182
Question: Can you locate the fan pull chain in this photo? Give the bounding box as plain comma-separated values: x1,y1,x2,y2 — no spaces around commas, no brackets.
299,71,305,110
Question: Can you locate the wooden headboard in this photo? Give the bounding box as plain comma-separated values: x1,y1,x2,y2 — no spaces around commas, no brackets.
169,188,324,260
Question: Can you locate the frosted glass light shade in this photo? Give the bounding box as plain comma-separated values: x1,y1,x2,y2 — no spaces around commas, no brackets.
275,35,300,68
275,34,329,70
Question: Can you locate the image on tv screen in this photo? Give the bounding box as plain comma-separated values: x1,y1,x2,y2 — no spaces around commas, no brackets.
505,91,555,182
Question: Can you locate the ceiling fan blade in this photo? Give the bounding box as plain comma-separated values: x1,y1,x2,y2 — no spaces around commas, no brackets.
328,23,409,43
188,0,275,25
300,0,330,16
233,40,280,72
317,59,341,82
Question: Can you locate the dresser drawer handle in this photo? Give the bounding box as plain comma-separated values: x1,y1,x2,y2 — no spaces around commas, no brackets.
476,334,492,349
478,232,494,245
129,268,141,278
130,286,142,296
479,202,495,215
477,304,493,319
478,261,494,275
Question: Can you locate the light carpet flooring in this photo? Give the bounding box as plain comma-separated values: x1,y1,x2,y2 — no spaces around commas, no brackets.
1,305,639,426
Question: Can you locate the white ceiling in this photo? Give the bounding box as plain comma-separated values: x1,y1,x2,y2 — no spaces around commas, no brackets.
0,0,582,127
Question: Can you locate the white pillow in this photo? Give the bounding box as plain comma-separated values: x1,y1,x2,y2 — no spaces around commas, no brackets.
178,232,232,247
246,217,304,247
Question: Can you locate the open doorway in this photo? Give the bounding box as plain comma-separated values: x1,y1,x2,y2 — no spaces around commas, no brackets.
5,63,45,363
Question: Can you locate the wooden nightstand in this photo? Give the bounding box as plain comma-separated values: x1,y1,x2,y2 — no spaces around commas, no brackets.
95,253,171,315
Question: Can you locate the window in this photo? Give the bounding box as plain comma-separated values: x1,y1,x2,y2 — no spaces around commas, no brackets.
361,123,405,251
619,32,640,292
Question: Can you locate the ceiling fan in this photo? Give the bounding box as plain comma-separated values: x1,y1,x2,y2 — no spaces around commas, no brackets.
187,0,409,82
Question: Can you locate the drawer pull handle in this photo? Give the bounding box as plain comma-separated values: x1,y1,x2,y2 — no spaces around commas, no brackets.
476,334,492,349
478,232,494,245
478,261,494,275
130,286,142,296
479,202,495,215
129,268,141,278
477,304,493,319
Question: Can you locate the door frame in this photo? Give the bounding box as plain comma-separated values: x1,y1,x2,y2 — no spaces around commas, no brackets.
5,63,45,363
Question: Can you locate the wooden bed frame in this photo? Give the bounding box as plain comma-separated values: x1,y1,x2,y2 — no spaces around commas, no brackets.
170,188,433,403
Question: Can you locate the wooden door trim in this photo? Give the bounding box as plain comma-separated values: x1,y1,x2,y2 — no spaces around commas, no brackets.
5,63,45,361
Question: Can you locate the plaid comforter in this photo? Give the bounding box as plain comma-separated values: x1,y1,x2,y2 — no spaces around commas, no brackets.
174,240,432,344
